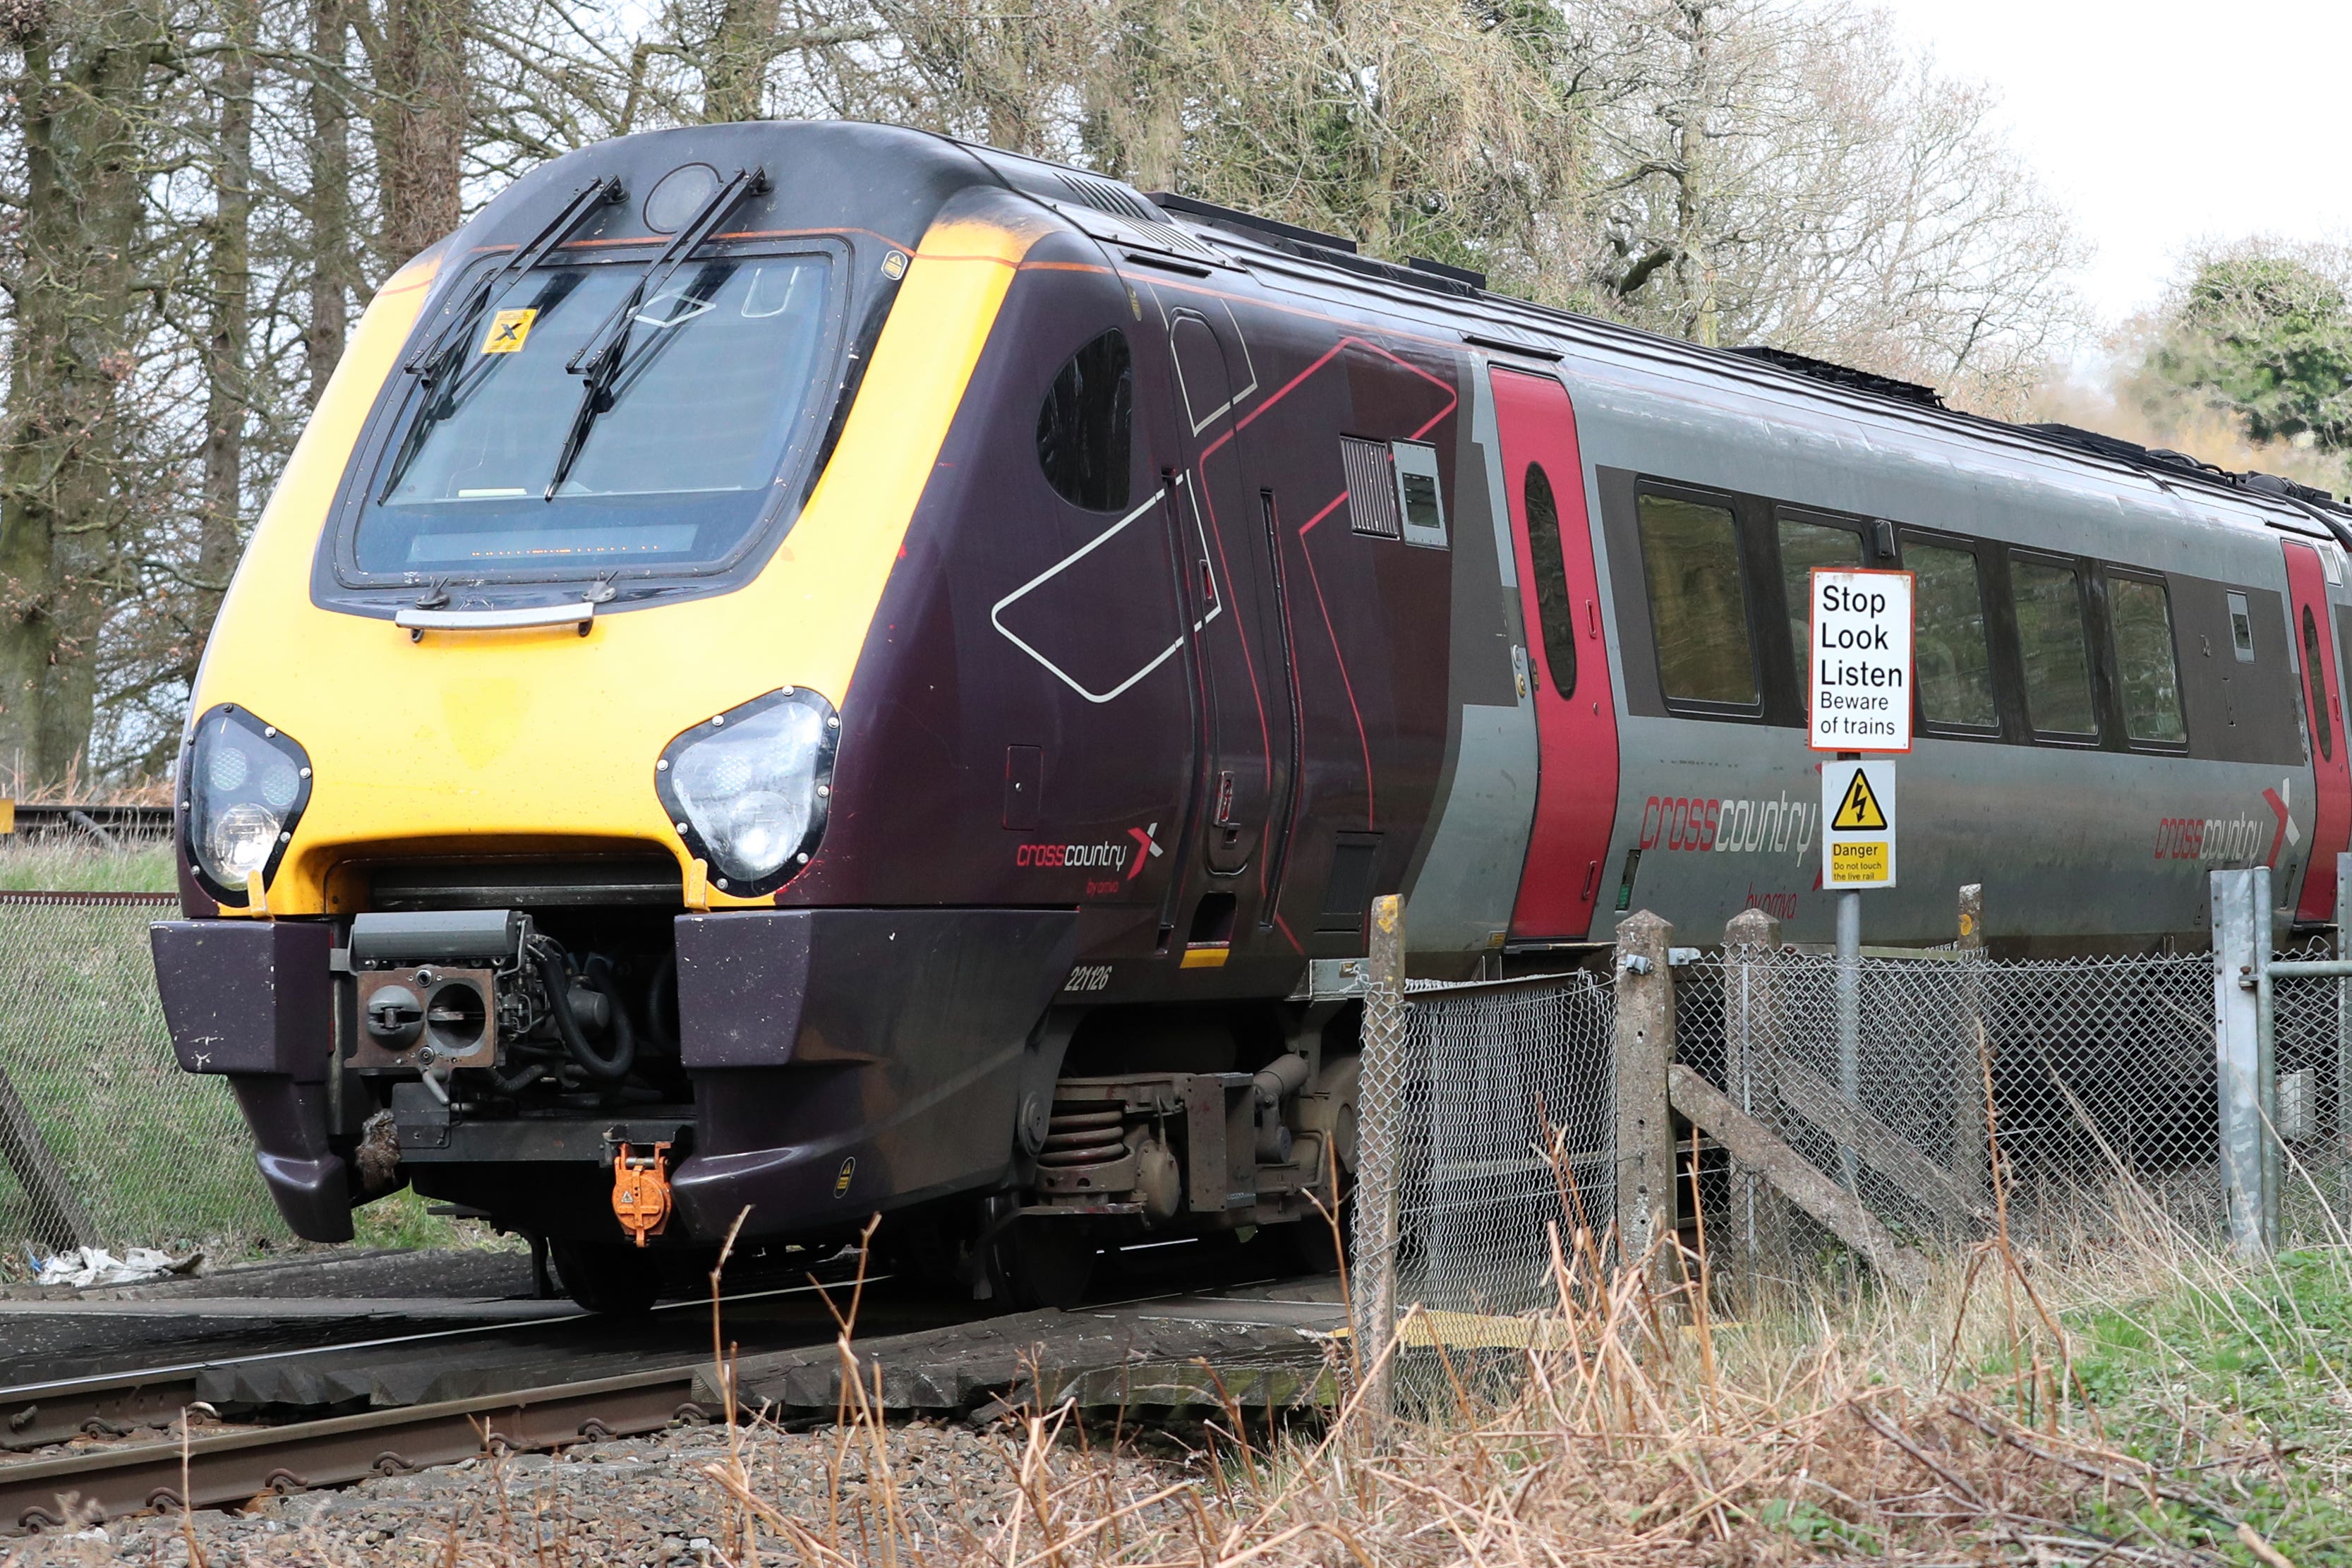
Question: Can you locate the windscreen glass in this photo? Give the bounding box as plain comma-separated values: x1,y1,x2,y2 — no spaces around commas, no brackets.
354,253,835,577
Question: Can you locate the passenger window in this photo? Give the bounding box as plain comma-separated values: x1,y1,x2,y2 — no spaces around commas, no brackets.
2302,605,2335,761
2011,557,2097,735
1777,518,1863,680
1035,328,1132,510
1639,491,1756,707
1523,463,1576,699
2110,577,2186,744
1905,541,1998,729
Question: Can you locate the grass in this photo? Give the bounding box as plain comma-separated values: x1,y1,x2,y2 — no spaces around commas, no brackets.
349,1186,526,1255
0,837,176,893
2058,1245,2352,1563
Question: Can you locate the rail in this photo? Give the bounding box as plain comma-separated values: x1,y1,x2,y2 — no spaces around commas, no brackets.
1,1364,709,1531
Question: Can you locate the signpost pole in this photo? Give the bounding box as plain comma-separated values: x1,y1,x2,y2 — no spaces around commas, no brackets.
1835,888,1862,1195
1833,747,1864,1195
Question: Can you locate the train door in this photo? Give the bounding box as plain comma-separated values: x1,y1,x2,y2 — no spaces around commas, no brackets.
1164,307,1294,891
1490,368,1620,939
2284,538,2351,919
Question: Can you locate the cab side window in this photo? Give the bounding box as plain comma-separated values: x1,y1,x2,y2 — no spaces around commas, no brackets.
1639,490,1757,708
1035,328,1132,511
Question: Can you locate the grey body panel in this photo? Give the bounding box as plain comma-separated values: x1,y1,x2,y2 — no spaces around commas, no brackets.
1401,354,1540,953
1555,349,2319,947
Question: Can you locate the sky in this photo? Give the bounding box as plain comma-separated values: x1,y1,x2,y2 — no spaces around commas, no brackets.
1872,0,2352,329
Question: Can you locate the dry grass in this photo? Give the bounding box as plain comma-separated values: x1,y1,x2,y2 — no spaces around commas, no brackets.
667,1198,2350,1568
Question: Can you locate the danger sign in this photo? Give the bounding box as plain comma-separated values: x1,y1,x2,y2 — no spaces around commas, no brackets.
1810,568,1914,753
1821,759,1897,888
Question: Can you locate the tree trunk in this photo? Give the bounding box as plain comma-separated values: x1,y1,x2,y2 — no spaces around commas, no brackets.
306,0,355,406
0,9,157,789
370,0,471,269
201,0,258,629
1079,0,1186,191
701,0,781,123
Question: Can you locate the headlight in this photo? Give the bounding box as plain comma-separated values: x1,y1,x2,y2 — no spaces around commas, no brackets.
656,688,838,893
182,705,313,903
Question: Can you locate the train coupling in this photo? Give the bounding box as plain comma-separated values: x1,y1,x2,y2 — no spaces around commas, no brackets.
611,1141,673,1246
345,910,529,1071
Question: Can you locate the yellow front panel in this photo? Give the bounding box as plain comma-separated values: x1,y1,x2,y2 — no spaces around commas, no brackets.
195,213,1035,915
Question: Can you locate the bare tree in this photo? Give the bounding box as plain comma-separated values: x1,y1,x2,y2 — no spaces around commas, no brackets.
305,0,357,403
365,0,469,266
0,0,174,785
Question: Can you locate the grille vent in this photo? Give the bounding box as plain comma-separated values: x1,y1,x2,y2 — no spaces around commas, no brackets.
1054,171,1158,225
1341,438,1401,538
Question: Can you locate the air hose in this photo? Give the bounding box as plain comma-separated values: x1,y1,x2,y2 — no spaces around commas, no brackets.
533,940,635,1082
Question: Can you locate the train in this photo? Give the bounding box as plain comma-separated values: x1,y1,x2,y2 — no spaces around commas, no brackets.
152,118,2352,1310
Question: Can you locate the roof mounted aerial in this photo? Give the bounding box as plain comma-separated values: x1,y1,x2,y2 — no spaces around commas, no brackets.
1726,345,1946,409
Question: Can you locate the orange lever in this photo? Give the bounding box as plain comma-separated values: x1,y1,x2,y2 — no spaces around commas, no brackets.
610,1141,673,1247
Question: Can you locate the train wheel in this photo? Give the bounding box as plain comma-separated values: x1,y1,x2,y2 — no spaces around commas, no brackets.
990,1219,1095,1310
552,1239,663,1317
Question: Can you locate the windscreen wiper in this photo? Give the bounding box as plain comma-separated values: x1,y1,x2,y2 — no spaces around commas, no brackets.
379,176,625,502
545,167,768,500
404,176,625,378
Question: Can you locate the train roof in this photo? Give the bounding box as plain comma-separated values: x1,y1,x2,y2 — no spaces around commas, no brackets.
479,120,2352,555
941,133,2352,554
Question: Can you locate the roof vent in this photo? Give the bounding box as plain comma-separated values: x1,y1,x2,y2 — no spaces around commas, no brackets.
1051,170,1159,226
1145,192,1358,254
1727,345,1945,409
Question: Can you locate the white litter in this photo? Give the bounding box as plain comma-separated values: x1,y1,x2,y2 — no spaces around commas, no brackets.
34,1246,200,1289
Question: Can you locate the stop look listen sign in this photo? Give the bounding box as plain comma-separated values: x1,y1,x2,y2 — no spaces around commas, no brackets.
1809,568,1914,754
1811,566,1912,891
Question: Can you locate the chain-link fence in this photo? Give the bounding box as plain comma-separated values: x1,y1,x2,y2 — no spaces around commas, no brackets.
1389,974,1617,1315
1683,947,2259,1255
0,893,285,1258
2253,954,2352,1245
1352,905,2352,1386
1349,963,1617,1410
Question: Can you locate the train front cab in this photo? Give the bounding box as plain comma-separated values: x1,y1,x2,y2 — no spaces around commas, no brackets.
147,128,1473,1310
141,127,1171,1309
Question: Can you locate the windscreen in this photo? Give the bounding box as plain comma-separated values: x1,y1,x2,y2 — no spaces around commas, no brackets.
356,253,836,577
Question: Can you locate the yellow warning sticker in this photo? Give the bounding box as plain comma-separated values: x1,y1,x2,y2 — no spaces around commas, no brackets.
1831,768,1888,831
1828,841,1889,883
481,307,538,354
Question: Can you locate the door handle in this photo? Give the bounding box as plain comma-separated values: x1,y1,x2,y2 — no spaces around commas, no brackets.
1586,600,1600,639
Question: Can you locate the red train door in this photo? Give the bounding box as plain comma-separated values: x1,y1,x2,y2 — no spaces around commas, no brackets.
1492,368,1620,939
2284,539,2351,919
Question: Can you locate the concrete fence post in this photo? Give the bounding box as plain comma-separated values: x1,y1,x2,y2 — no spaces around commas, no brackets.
1723,908,1789,1288
1953,883,1991,1222
1351,893,1407,1435
1612,910,1677,1296
2212,867,2269,1257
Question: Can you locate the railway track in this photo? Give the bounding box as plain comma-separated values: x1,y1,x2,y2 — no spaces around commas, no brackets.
2,803,172,845
3,1363,708,1531
0,1270,1346,1535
